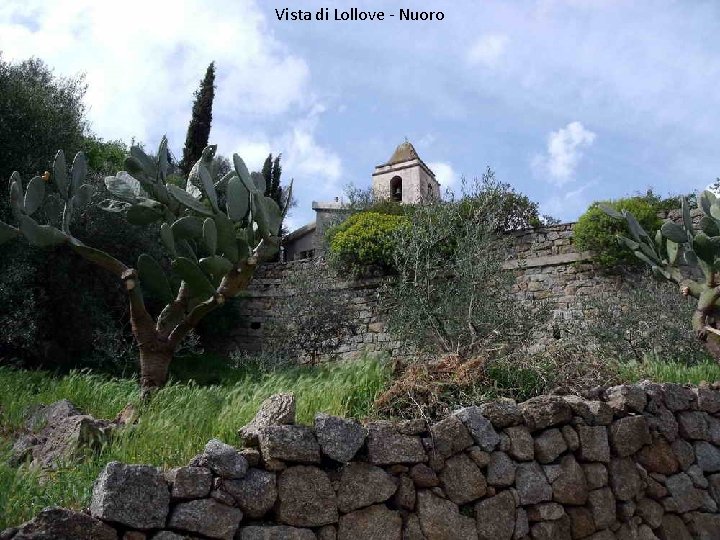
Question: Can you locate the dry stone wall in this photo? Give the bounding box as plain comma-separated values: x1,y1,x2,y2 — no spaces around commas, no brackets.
221,222,629,360
223,259,403,360
6,382,720,539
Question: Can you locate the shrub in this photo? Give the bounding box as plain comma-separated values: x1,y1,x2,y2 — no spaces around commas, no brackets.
374,344,621,420
327,211,408,274
464,168,557,231
382,176,549,360
574,194,664,269
563,275,709,365
265,260,359,362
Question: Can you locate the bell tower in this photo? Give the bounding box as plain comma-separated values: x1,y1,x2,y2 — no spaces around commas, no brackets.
371,140,440,203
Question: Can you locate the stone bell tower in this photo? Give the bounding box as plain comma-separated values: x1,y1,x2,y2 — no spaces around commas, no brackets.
371,140,440,203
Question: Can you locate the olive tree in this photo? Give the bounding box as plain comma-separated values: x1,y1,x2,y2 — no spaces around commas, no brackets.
384,176,546,359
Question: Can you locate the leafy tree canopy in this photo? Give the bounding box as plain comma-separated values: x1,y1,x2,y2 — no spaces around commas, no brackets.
0,54,88,182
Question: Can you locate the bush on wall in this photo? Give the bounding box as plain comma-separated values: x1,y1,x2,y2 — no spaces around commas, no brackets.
574,193,666,269
327,211,408,274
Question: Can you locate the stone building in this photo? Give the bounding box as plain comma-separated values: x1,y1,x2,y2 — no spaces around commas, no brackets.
282,141,440,261
371,140,440,203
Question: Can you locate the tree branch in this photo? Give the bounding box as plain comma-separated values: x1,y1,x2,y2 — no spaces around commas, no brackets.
156,283,193,339
122,270,157,348
168,295,220,347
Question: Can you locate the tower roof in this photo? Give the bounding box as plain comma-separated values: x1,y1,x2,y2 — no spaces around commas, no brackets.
386,141,419,165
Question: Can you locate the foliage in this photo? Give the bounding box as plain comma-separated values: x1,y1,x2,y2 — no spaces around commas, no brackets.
375,335,720,421
618,357,720,385
0,354,390,528
265,260,359,361
0,55,143,369
383,177,549,359
81,137,128,175
575,191,672,269
0,138,290,392
563,275,710,365
179,62,216,177
211,154,232,179
342,184,404,216
467,168,557,231
0,55,87,183
602,189,720,364
0,243,43,360
0,241,136,373
327,211,408,274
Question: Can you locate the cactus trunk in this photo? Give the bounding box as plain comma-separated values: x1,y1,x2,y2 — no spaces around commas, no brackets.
703,335,720,364
139,345,173,396
127,282,175,396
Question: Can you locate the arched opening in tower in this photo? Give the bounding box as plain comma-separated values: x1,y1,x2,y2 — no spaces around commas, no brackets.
390,176,403,202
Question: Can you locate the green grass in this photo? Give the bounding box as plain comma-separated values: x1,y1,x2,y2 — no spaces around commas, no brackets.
618,356,720,385
0,354,390,528
2,349,718,529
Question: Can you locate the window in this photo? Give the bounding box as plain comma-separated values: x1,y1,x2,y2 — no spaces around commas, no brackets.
298,249,315,260
390,176,402,202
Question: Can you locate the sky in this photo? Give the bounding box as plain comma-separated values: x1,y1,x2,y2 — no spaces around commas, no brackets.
2,0,719,230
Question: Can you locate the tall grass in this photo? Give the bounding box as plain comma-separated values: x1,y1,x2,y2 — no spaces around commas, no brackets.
618,356,720,385
0,355,390,528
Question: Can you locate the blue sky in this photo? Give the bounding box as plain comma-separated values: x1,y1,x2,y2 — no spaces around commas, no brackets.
2,0,719,230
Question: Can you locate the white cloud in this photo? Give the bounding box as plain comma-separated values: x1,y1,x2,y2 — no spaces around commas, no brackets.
417,133,436,148
219,104,343,230
0,0,310,152
467,34,509,68
541,180,597,222
427,161,457,190
532,121,596,186
0,0,345,230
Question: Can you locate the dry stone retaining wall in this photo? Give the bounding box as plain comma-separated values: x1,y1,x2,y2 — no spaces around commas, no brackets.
6,381,720,539
222,222,630,360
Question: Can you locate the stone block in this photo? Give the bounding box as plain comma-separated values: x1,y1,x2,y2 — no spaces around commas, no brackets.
439,453,487,504
259,425,321,464
337,463,398,513
168,499,243,540
90,462,169,530
338,505,402,540
578,426,610,463
475,490,516,540
167,466,212,500
366,422,427,465
454,407,500,451
277,466,338,527
222,468,277,519
534,428,568,464
314,413,367,463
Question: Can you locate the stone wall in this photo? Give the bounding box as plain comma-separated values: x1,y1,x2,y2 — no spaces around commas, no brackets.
221,222,631,360
505,223,626,319
223,259,404,360
6,382,720,539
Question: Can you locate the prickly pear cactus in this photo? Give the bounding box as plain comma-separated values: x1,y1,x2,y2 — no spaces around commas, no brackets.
602,192,720,362
0,137,290,392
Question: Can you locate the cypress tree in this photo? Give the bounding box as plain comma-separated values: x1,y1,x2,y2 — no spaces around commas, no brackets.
179,62,216,176
262,153,283,207
261,154,273,193
271,154,282,203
